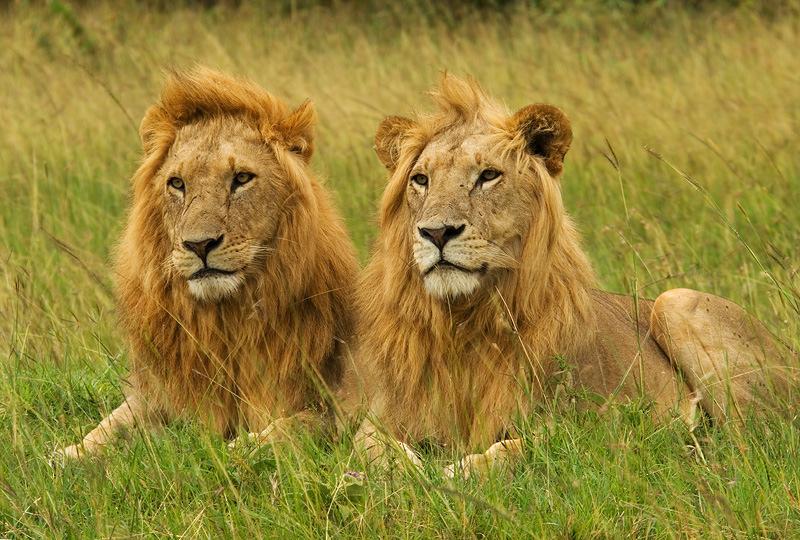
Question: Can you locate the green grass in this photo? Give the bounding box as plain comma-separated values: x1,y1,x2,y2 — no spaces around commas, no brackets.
1,1,799,537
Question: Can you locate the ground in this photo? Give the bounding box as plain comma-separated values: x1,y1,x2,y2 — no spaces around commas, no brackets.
1,2,799,537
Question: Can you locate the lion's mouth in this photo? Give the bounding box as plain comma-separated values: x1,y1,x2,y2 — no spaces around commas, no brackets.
425,260,488,275
189,267,238,280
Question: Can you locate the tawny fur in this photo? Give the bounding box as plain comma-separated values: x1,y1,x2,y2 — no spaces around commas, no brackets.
66,68,358,454
347,76,595,450
345,75,794,459
118,68,357,435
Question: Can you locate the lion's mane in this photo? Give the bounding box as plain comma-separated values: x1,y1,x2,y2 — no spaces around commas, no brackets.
351,76,597,449
116,68,358,435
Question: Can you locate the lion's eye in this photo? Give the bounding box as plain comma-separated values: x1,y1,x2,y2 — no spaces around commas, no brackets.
411,173,429,187
477,169,502,188
167,177,185,191
232,171,255,191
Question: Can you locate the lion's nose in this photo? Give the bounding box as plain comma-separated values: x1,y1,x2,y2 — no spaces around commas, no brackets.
418,224,465,250
183,235,224,264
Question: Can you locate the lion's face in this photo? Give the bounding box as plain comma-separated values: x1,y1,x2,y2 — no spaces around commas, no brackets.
406,126,532,298
159,118,287,302
376,100,572,300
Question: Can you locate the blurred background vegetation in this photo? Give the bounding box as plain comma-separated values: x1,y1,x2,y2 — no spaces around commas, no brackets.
1,0,798,536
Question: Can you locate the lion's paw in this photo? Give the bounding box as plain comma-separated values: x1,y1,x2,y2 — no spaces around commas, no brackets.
445,439,523,480
227,431,261,451
50,443,87,467
444,452,489,480
365,441,423,473
397,441,424,470
228,422,288,452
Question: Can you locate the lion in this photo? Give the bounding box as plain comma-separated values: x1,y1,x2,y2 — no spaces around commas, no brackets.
344,75,796,478
55,67,358,460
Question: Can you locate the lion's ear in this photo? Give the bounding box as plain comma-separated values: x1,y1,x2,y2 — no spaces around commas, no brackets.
375,115,416,170
139,105,169,156
511,104,572,177
276,99,316,162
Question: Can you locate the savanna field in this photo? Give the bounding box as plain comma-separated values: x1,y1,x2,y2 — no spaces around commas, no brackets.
1,1,799,537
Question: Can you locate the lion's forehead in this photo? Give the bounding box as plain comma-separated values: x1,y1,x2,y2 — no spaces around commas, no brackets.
170,120,264,167
166,137,266,187
418,132,495,173
174,145,233,177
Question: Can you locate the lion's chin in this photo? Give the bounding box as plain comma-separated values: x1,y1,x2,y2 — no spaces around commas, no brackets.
423,269,481,299
187,273,245,302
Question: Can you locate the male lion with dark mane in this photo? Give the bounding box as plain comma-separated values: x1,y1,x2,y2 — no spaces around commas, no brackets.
56,67,358,460
345,75,795,477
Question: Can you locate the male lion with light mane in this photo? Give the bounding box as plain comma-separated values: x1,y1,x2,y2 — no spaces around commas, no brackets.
56,67,358,460
345,75,795,478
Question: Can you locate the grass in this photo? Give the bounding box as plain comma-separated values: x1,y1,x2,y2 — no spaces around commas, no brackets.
1,1,799,537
